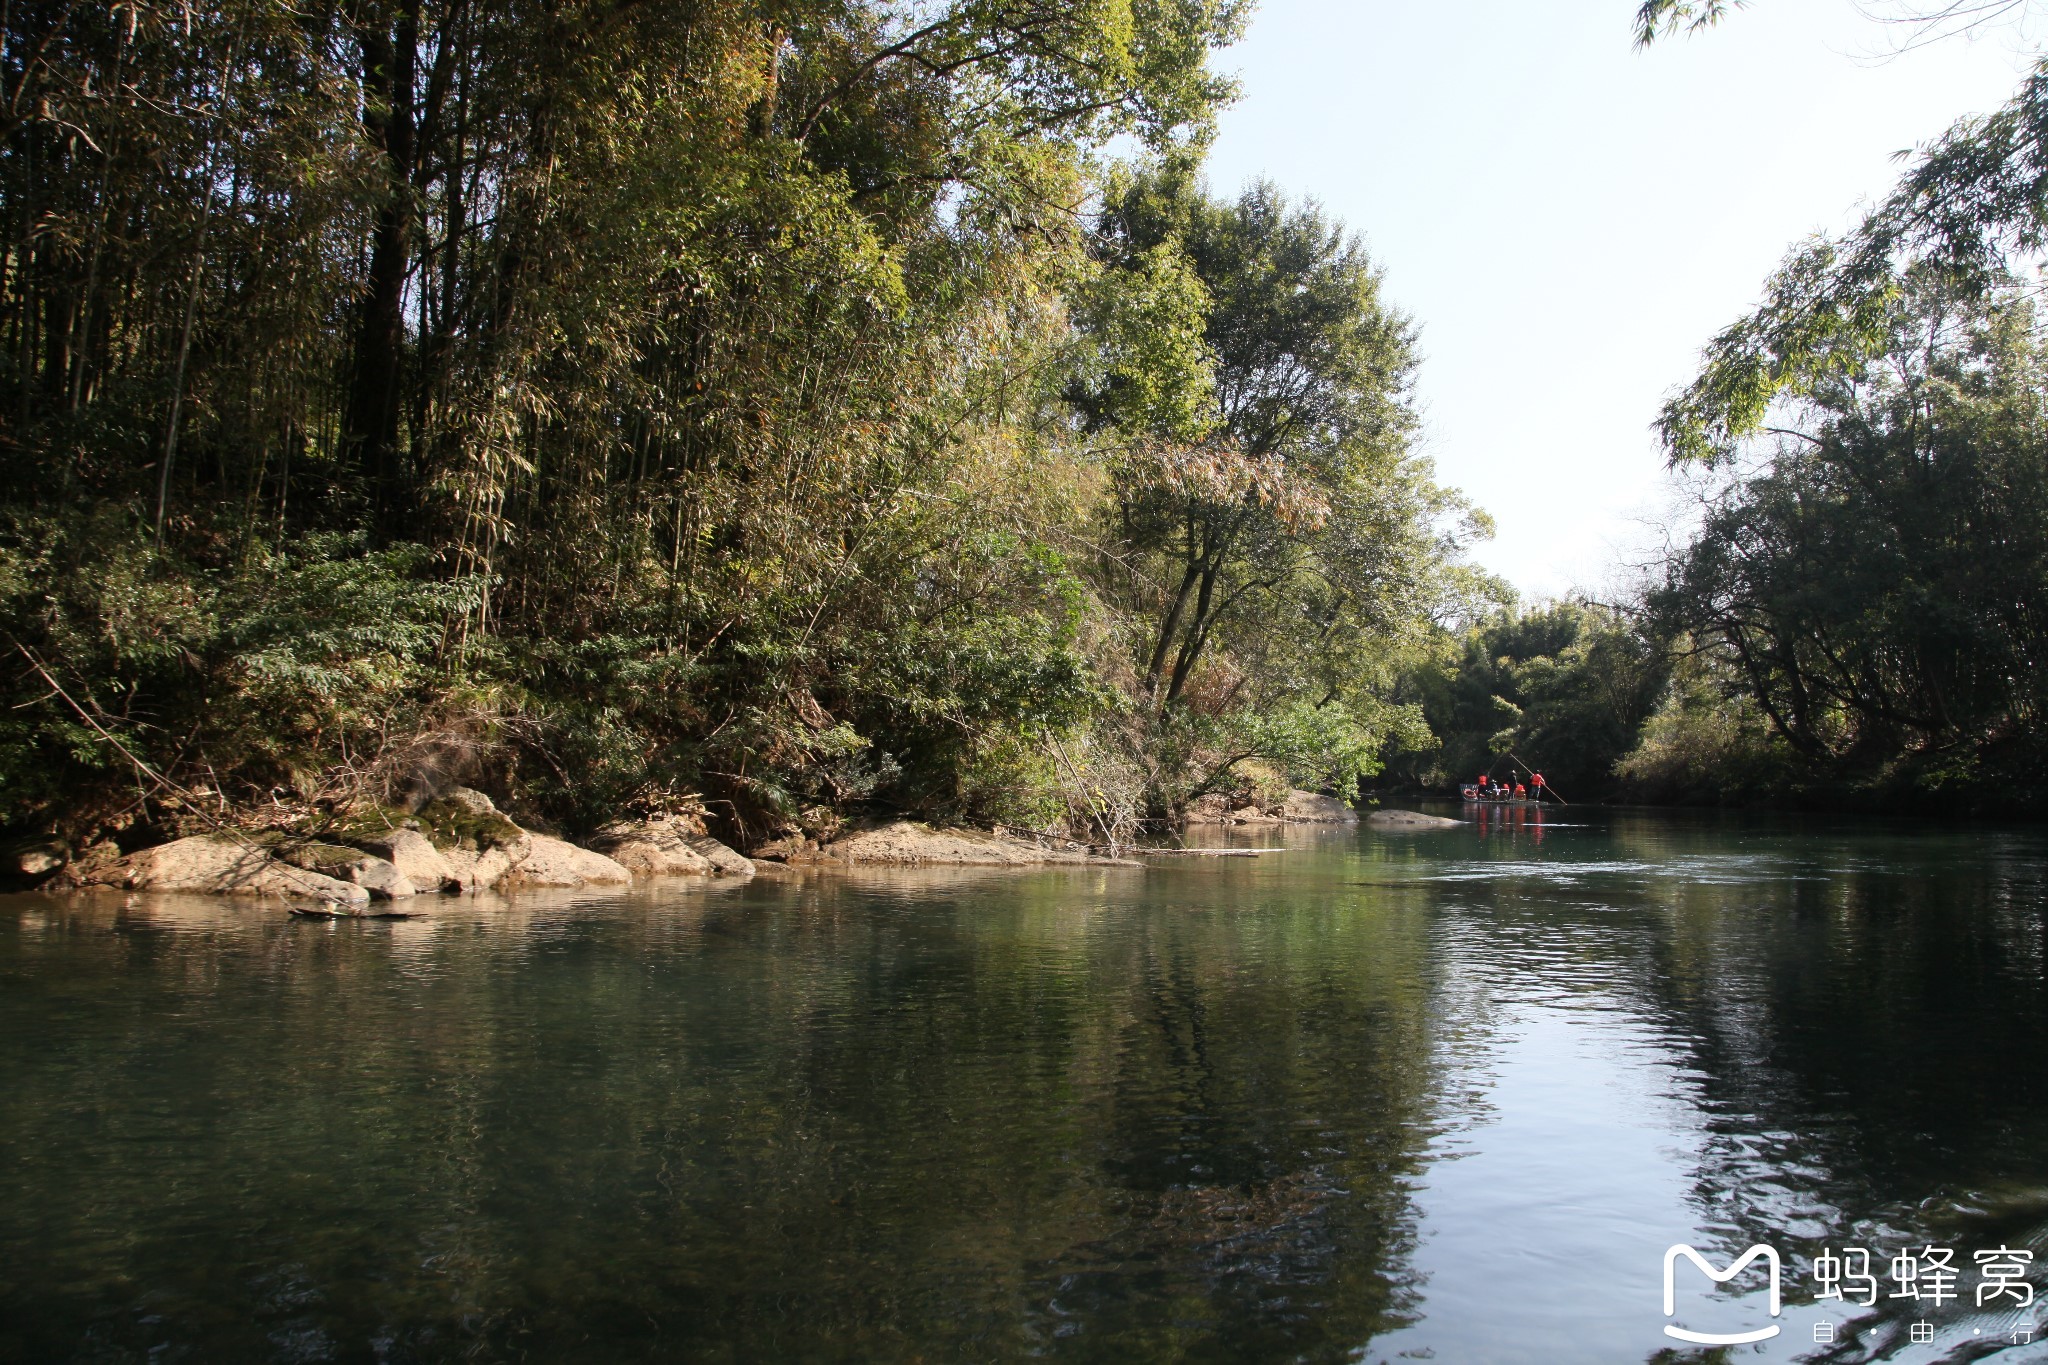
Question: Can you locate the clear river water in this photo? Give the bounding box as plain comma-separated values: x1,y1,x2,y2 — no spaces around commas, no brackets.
4,807,2048,1364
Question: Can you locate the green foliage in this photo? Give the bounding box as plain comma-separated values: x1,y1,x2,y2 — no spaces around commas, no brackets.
1651,276,2048,805
1655,56,2048,463
1631,0,1742,48
0,516,476,828
1616,647,1798,803
1382,601,1668,798
0,0,1483,846
1070,170,1487,814
1237,696,1426,794
1068,229,1218,441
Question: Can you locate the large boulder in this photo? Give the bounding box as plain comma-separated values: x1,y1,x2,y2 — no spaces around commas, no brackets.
276,842,417,900
87,835,370,903
500,835,633,889
589,818,717,876
1366,809,1462,831
8,837,67,879
352,829,460,894
438,786,500,816
391,797,650,893
1283,790,1358,823
811,821,1113,867
416,789,531,862
681,834,755,878
442,845,514,894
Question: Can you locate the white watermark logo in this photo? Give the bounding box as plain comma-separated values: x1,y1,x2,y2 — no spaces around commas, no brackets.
1663,1243,1783,1346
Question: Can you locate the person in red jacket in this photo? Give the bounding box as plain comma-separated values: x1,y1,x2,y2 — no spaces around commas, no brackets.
1531,772,1546,802
1514,780,1526,799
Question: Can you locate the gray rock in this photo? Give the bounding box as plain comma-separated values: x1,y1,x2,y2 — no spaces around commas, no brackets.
346,855,417,900
1282,789,1358,823
443,845,513,894
817,821,1112,867
1366,809,1462,831
439,787,501,816
590,819,716,876
500,835,633,889
11,840,66,877
88,835,370,903
355,829,460,893
277,843,417,900
680,834,757,878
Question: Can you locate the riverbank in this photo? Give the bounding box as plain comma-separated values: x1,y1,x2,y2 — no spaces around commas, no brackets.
8,785,1369,904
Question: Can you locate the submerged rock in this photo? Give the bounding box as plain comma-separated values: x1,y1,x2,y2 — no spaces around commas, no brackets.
1365,809,1461,831
84,835,370,903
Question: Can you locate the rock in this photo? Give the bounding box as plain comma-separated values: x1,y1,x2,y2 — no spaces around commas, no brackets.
589,818,717,876
54,840,124,888
439,787,500,816
1184,793,1235,826
500,835,633,888
277,842,417,900
1366,809,1462,831
346,856,416,900
415,793,530,862
817,820,1122,867
748,834,813,863
85,835,369,903
442,845,513,893
9,838,67,878
683,834,756,877
607,839,715,875
1282,789,1358,823
353,829,461,894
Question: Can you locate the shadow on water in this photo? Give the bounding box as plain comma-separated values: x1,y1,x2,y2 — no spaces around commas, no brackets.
1,810,2046,1362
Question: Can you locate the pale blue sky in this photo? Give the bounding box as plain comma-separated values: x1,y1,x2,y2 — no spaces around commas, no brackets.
1204,0,2034,599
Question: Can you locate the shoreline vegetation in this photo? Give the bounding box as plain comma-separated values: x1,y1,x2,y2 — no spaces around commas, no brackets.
15,783,1372,906
9,5,2048,897
0,0,1494,898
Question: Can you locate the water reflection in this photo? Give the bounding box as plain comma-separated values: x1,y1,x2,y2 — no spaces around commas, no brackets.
1,812,2045,1362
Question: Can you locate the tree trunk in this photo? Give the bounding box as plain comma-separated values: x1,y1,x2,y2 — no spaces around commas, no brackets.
345,1,419,534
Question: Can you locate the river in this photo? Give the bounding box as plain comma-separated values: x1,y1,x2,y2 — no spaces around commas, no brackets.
3,808,2046,1363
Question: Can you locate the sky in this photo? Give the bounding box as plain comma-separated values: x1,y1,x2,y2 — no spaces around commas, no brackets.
1202,0,2036,600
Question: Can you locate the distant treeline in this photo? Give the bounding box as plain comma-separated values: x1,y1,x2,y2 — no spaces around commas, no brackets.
0,1,1495,849
1385,271,2048,812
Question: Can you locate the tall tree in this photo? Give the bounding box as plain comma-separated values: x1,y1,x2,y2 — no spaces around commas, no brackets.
1655,276,2048,782
1071,170,1482,812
